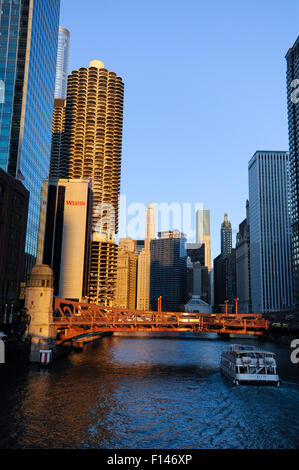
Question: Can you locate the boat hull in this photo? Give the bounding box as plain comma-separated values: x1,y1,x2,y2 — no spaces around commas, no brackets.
221,367,280,386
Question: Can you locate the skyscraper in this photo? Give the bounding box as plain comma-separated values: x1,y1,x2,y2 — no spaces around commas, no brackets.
54,27,70,99
249,151,294,313
236,201,251,313
213,212,236,312
221,213,232,256
49,99,66,179
114,238,137,309
48,60,124,305
136,202,156,310
196,209,211,271
213,250,237,312
286,37,299,310
39,179,92,301
150,231,187,312
0,0,60,276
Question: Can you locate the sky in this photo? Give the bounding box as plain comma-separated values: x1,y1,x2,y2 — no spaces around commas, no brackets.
60,0,299,262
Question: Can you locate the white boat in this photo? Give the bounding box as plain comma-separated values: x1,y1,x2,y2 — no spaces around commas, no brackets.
220,344,280,386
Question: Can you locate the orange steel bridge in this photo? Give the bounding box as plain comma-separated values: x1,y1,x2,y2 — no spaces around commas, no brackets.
53,298,268,344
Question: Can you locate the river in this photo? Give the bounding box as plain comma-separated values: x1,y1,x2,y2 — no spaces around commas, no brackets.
0,333,298,449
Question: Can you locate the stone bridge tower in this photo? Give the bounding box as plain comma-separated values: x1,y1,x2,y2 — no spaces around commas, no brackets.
25,264,56,362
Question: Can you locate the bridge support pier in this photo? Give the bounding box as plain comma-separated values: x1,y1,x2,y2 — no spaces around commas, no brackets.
25,265,56,362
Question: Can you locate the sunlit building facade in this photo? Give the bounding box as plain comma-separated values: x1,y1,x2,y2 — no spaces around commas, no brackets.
114,238,137,309
54,26,70,99
39,179,92,301
196,209,211,271
0,0,60,276
249,151,294,313
48,60,124,305
136,202,156,310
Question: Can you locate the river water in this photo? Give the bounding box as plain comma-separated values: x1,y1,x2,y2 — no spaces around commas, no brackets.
0,333,298,449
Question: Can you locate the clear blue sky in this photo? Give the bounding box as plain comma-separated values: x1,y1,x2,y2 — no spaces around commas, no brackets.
60,0,299,261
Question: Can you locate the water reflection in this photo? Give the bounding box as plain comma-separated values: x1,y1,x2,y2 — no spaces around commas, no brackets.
0,334,298,448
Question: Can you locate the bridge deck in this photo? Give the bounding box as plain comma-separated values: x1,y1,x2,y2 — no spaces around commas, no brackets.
53,299,268,344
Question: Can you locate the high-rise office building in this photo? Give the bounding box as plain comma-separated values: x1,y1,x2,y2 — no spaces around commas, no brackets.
48,60,124,305
136,202,156,310
150,231,187,312
213,250,237,312
286,37,299,310
196,209,211,271
249,151,294,313
54,27,70,99
39,179,92,301
221,213,232,256
0,0,60,276
114,238,137,309
213,212,235,311
236,201,251,313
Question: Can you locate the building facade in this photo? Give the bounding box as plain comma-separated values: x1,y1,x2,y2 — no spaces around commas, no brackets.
213,212,236,312
114,238,137,309
150,231,187,312
0,168,28,305
236,201,251,313
48,60,124,305
54,26,70,99
286,37,299,310
136,202,156,310
0,0,60,277
196,209,211,271
49,99,66,179
221,213,232,256
213,250,237,312
39,179,92,301
187,259,210,304
249,151,294,313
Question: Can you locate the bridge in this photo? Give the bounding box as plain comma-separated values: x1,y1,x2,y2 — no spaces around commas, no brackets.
53,298,268,344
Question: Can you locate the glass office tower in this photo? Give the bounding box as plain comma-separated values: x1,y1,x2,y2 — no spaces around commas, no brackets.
286,37,299,310
150,231,187,312
0,0,60,275
54,26,70,99
249,151,294,313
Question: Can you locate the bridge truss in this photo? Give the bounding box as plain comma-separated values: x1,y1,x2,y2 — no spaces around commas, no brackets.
53,298,268,344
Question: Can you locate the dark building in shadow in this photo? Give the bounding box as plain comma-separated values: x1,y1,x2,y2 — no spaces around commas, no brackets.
0,169,29,306
213,249,237,312
150,231,187,312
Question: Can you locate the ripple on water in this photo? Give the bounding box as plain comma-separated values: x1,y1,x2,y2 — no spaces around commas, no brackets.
0,336,299,449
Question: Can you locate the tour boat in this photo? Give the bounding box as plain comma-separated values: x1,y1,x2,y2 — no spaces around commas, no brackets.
220,344,280,386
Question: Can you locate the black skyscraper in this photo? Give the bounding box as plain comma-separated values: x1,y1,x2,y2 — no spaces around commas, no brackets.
286,37,299,311
150,231,187,312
